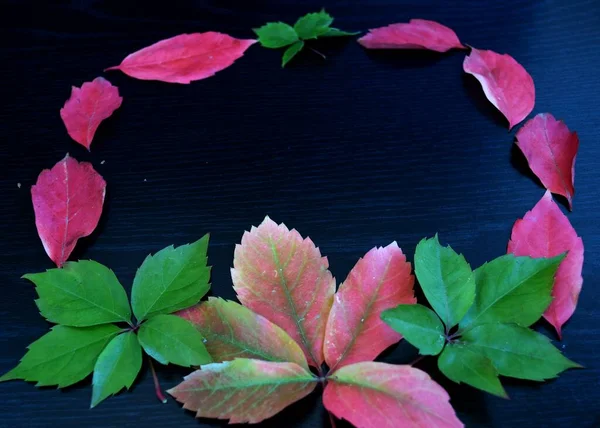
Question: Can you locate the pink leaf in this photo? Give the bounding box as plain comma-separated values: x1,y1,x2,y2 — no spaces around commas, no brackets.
515,113,579,209
232,216,335,368
105,32,257,84
31,155,106,267
59,77,122,150
324,362,463,428
507,191,584,338
463,48,535,129
358,19,465,52
324,242,415,370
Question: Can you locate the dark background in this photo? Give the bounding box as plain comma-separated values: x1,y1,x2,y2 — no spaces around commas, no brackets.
1,1,598,426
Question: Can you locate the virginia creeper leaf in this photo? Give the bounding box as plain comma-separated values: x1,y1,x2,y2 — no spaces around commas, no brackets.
168,359,317,424
438,343,507,398
463,48,535,129
414,235,475,328
23,260,131,327
463,323,581,381
320,28,361,37
293,10,334,40
105,33,256,84
381,304,445,356
254,22,299,48
460,254,564,331
282,41,304,67
137,314,211,367
324,242,415,370
324,362,463,428
358,19,465,52
32,154,106,267
232,216,335,368
131,234,210,322
508,191,583,338
0,324,119,387
515,114,579,209
59,77,122,150
178,297,308,369
91,331,142,408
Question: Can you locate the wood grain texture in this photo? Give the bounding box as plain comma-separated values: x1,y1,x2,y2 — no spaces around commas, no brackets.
0,1,599,427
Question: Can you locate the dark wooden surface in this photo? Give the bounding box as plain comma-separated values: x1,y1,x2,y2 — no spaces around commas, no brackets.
1,1,599,426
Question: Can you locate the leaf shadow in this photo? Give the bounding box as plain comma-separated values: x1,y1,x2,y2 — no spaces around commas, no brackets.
362,48,449,70
462,73,507,128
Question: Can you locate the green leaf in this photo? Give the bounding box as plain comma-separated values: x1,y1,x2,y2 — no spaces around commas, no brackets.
282,40,304,67
0,324,120,387
138,314,212,367
463,323,581,381
438,343,507,398
253,22,299,48
414,235,476,328
320,28,361,37
91,331,142,408
381,304,445,355
131,234,210,321
23,260,131,327
460,254,564,330
293,10,333,40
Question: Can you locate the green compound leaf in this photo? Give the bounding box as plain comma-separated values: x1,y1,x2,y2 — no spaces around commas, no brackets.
138,314,212,367
282,40,304,67
91,331,142,408
253,22,298,48
131,234,210,322
24,260,131,327
293,10,334,40
0,324,120,387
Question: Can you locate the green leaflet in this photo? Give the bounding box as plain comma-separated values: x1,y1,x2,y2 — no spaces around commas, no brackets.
462,323,581,381
91,332,142,408
438,343,507,398
0,324,120,387
460,254,564,330
282,41,304,67
254,22,299,48
24,260,131,327
138,314,212,367
381,304,445,356
131,234,210,321
293,10,333,39
320,28,361,37
414,235,475,328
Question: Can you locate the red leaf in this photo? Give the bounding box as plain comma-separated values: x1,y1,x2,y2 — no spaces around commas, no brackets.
515,113,578,209
59,77,122,150
324,243,415,370
358,19,465,52
508,191,583,338
463,48,535,129
31,155,106,267
231,216,335,368
324,362,463,428
105,32,256,84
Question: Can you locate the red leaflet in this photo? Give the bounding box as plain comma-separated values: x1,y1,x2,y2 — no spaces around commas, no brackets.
106,32,256,84
358,19,465,52
59,77,122,150
463,48,535,129
324,362,463,428
508,191,583,338
32,155,106,267
515,113,579,209
324,243,415,370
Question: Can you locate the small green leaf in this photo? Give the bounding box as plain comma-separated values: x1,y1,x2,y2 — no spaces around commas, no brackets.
438,343,507,398
0,324,120,387
23,260,131,327
463,323,581,381
138,314,212,367
414,235,476,328
460,254,564,330
253,22,299,48
293,10,333,40
91,331,142,408
381,304,445,355
282,40,304,67
131,234,210,322
319,28,361,37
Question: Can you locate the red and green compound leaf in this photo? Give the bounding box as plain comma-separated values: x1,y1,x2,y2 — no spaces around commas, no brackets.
232,216,335,368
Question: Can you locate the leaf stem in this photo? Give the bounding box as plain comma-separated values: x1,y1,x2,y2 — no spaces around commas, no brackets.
328,411,337,428
308,46,326,59
148,357,167,404
410,355,426,366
